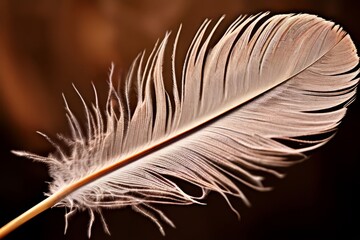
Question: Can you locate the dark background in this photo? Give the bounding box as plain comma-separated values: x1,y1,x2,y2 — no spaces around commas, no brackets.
0,0,359,239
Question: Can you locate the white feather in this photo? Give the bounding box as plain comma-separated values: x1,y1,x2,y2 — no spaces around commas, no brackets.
2,12,359,238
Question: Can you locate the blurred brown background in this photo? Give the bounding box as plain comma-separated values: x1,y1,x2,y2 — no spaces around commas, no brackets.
0,0,359,239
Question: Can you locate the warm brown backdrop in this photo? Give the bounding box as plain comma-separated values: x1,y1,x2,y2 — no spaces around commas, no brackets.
0,0,359,239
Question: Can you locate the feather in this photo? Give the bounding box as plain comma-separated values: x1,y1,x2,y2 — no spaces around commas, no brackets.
0,12,358,238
